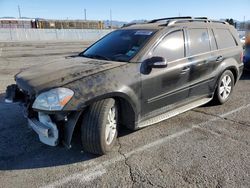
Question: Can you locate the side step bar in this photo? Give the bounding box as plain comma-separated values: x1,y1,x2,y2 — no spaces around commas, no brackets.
138,97,212,128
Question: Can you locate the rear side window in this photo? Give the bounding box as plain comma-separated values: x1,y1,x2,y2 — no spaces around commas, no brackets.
213,29,237,49
208,29,217,50
152,30,185,62
187,28,210,56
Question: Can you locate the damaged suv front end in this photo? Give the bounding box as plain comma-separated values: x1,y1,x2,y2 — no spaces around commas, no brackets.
5,83,81,148
4,53,127,148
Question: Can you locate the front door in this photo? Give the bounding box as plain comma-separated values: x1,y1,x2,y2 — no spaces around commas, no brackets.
140,29,190,118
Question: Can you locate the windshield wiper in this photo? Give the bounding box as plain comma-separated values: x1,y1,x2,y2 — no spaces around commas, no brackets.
81,54,111,61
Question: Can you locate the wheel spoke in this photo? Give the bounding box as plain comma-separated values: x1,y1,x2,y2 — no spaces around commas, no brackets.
223,90,227,99
226,86,231,93
219,86,224,94
222,77,226,86
105,123,110,141
105,104,117,145
226,76,231,86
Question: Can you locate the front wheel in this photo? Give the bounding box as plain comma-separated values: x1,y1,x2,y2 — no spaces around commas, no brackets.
81,98,118,155
213,70,235,104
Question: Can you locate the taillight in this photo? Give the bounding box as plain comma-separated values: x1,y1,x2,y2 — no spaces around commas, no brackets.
240,51,244,62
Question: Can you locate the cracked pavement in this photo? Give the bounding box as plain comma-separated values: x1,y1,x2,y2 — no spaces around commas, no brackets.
1,41,250,187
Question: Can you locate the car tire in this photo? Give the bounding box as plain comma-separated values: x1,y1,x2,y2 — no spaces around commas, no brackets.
81,98,118,155
213,70,235,104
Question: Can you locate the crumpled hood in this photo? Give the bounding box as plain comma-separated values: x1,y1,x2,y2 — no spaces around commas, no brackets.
15,56,126,94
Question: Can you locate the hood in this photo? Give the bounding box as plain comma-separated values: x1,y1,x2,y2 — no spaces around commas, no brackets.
15,56,126,94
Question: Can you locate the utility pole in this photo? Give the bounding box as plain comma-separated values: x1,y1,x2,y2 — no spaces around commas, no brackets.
18,5,21,18
110,9,112,29
243,16,246,30
84,9,87,21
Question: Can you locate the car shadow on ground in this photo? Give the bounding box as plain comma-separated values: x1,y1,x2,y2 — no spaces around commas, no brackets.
0,92,132,171
0,92,97,170
240,70,250,80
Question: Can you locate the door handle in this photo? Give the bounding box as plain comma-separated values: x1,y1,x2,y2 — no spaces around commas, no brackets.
181,66,190,74
216,56,224,63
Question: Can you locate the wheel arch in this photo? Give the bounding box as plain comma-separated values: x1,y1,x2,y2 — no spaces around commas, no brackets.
82,92,139,130
226,66,238,84
211,63,239,99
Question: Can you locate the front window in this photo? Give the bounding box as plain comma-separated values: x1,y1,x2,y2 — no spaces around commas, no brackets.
152,30,185,62
81,29,156,62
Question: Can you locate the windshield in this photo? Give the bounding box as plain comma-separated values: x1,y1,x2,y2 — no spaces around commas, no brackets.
81,29,156,62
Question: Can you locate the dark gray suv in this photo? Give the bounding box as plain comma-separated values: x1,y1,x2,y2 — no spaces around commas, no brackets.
5,17,244,155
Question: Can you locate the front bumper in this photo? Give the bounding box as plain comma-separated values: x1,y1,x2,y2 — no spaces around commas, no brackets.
5,84,81,148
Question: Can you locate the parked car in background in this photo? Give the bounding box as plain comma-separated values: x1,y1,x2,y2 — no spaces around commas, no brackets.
241,36,246,46
243,33,250,71
244,47,250,71
5,17,243,155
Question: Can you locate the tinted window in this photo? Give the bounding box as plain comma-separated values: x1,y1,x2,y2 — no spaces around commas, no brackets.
152,30,185,62
209,29,217,50
213,29,237,49
82,29,156,62
187,29,210,56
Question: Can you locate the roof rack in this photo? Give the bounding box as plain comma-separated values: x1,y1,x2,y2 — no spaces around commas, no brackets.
210,20,229,24
122,17,229,28
152,17,229,26
148,17,192,23
167,19,229,26
121,23,137,28
193,17,208,20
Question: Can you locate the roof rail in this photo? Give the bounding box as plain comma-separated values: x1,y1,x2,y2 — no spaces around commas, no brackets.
122,17,229,28
167,19,209,26
148,17,192,23
166,18,229,26
121,23,137,28
210,20,229,25
194,17,208,20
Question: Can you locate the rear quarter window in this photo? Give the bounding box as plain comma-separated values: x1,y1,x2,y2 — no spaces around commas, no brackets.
213,29,237,49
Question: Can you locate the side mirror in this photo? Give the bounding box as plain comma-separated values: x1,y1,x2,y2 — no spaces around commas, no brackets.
140,56,167,75
147,56,168,68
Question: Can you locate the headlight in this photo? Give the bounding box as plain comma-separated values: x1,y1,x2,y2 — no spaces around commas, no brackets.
32,88,74,111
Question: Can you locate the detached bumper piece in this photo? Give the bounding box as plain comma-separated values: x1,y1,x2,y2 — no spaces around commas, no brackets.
28,112,59,146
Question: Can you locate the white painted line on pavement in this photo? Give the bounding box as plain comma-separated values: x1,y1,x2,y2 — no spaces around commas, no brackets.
43,103,250,187
42,167,106,188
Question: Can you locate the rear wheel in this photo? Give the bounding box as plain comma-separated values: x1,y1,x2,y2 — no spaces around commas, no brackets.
81,98,118,155
213,70,234,104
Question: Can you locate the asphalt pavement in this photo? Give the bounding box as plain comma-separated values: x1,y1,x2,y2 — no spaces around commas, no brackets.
0,41,250,188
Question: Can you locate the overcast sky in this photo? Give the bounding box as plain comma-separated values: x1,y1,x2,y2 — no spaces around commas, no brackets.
0,0,249,22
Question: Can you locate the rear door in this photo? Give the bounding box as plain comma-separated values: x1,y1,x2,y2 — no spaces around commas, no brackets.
185,27,218,98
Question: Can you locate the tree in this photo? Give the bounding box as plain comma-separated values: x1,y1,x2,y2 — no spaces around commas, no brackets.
225,18,235,27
